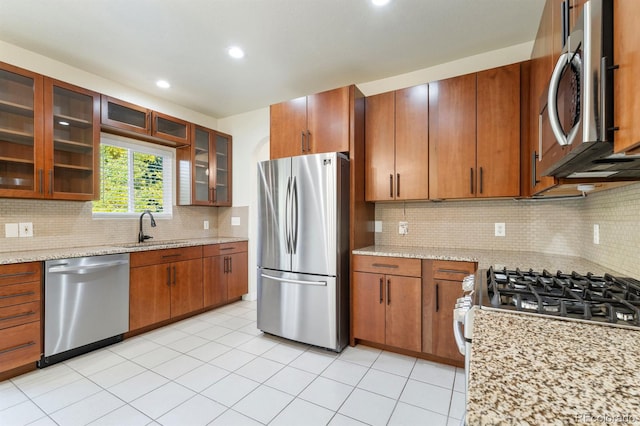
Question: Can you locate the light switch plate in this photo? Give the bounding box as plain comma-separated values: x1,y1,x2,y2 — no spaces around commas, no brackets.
5,223,19,238
494,222,506,237
231,216,241,226
399,221,408,235
204,220,209,230
593,224,600,244
374,221,382,233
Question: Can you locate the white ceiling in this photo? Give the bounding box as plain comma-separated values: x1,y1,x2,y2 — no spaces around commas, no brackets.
0,0,545,119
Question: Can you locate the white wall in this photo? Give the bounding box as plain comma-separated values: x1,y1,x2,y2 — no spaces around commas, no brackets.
0,40,218,129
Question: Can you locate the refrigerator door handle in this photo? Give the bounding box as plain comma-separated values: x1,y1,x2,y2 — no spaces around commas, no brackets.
260,273,327,286
292,176,299,255
285,176,292,254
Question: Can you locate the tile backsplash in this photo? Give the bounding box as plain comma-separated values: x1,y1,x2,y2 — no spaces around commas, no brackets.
0,199,219,252
375,182,640,277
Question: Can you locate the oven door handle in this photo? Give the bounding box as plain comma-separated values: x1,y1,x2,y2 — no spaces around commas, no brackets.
548,51,582,147
453,309,467,356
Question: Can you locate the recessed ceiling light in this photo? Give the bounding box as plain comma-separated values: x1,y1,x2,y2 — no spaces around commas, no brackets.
372,0,391,5
156,80,171,89
228,46,245,59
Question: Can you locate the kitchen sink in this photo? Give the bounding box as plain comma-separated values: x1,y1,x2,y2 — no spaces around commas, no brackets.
115,240,191,249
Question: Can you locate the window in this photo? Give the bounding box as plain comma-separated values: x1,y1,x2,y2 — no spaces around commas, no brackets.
93,134,173,218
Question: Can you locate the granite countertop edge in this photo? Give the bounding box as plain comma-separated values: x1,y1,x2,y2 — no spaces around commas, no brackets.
352,245,618,275
0,237,248,265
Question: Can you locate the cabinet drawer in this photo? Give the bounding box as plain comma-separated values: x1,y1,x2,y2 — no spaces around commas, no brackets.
0,302,40,330
0,282,40,308
353,255,421,278
432,260,476,281
130,246,203,268
0,321,41,372
0,263,41,287
203,241,248,257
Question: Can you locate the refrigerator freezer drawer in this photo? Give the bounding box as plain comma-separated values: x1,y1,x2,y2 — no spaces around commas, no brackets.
257,269,344,351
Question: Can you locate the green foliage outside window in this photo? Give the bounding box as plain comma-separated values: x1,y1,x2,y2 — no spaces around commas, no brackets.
93,144,166,214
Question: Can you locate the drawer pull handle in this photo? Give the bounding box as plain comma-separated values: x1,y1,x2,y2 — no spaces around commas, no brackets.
0,341,35,356
0,271,37,279
0,311,35,322
371,263,399,269
436,269,470,275
161,254,182,258
0,291,35,300
220,247,234,251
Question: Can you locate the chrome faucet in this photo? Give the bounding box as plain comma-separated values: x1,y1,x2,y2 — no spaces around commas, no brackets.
138,210,157,243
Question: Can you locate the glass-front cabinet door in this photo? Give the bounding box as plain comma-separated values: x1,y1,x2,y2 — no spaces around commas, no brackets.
193,126,213,205
0,63,44,198
213,132,232,206
44,79,100,200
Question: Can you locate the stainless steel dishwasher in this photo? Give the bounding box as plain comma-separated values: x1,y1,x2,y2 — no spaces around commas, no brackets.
39,253,130,367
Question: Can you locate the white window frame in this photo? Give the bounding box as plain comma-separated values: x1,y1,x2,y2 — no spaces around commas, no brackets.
92,133,175,219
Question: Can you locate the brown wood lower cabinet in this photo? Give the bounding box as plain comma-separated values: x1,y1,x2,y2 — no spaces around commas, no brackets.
0,262,42,373
422,259,476,363
203,242,248,307
129,246,203,331
352,255,422,352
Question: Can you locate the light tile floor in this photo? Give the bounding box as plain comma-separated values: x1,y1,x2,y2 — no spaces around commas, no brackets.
0,300,465,426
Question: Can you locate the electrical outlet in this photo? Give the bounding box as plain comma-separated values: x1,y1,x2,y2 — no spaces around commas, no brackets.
494,222,506,237
19,222,33,237
231,216,241,226
374,221,382,233
399,221,408,235
593,224,600,244
204,220,209,230
5,223,19,238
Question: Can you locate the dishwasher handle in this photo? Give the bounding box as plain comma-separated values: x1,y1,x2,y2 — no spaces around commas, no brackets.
47,259,129,275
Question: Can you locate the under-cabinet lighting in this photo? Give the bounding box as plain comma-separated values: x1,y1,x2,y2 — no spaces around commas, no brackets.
58,121,70,126
228,46,245,59
156,80,171,89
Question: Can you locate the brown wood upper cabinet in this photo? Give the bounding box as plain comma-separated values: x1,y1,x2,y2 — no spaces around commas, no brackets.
0,62,100,200
270,86,350,159
429,64,520,199
365,85,429,201
613,0,640,154
101,96,190,147
177,125,232,206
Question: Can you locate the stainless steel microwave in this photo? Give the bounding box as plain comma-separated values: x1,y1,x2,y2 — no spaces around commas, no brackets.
539,0,619,179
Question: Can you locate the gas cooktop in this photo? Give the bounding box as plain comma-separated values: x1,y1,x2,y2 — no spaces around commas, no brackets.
478,267,640,329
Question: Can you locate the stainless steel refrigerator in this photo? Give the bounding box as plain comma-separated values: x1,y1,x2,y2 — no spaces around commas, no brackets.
257,152,349,352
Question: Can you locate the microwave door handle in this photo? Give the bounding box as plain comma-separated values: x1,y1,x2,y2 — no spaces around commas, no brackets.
548,52,582,147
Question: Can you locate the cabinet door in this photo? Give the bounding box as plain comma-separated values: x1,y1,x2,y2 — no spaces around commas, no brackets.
101,96,151,136
352,272,385,345
152,111,190,146
395,84,429,200
44,79,100,200
203,255,226,307
429,73,476,199
190,126,214,205
307,86,350,154
385,276,421,352
0,63,44,198
129,264,171,330
432,279,464,362
365,91,395,201
227,251,248,300
477,64,521,197
613,0,640,154
270,97,307,159
170,258,203,318
213,132,232,206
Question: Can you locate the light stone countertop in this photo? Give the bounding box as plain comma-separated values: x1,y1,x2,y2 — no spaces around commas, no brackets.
0,237,248,265
468,309,640,425
352,245,618,275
